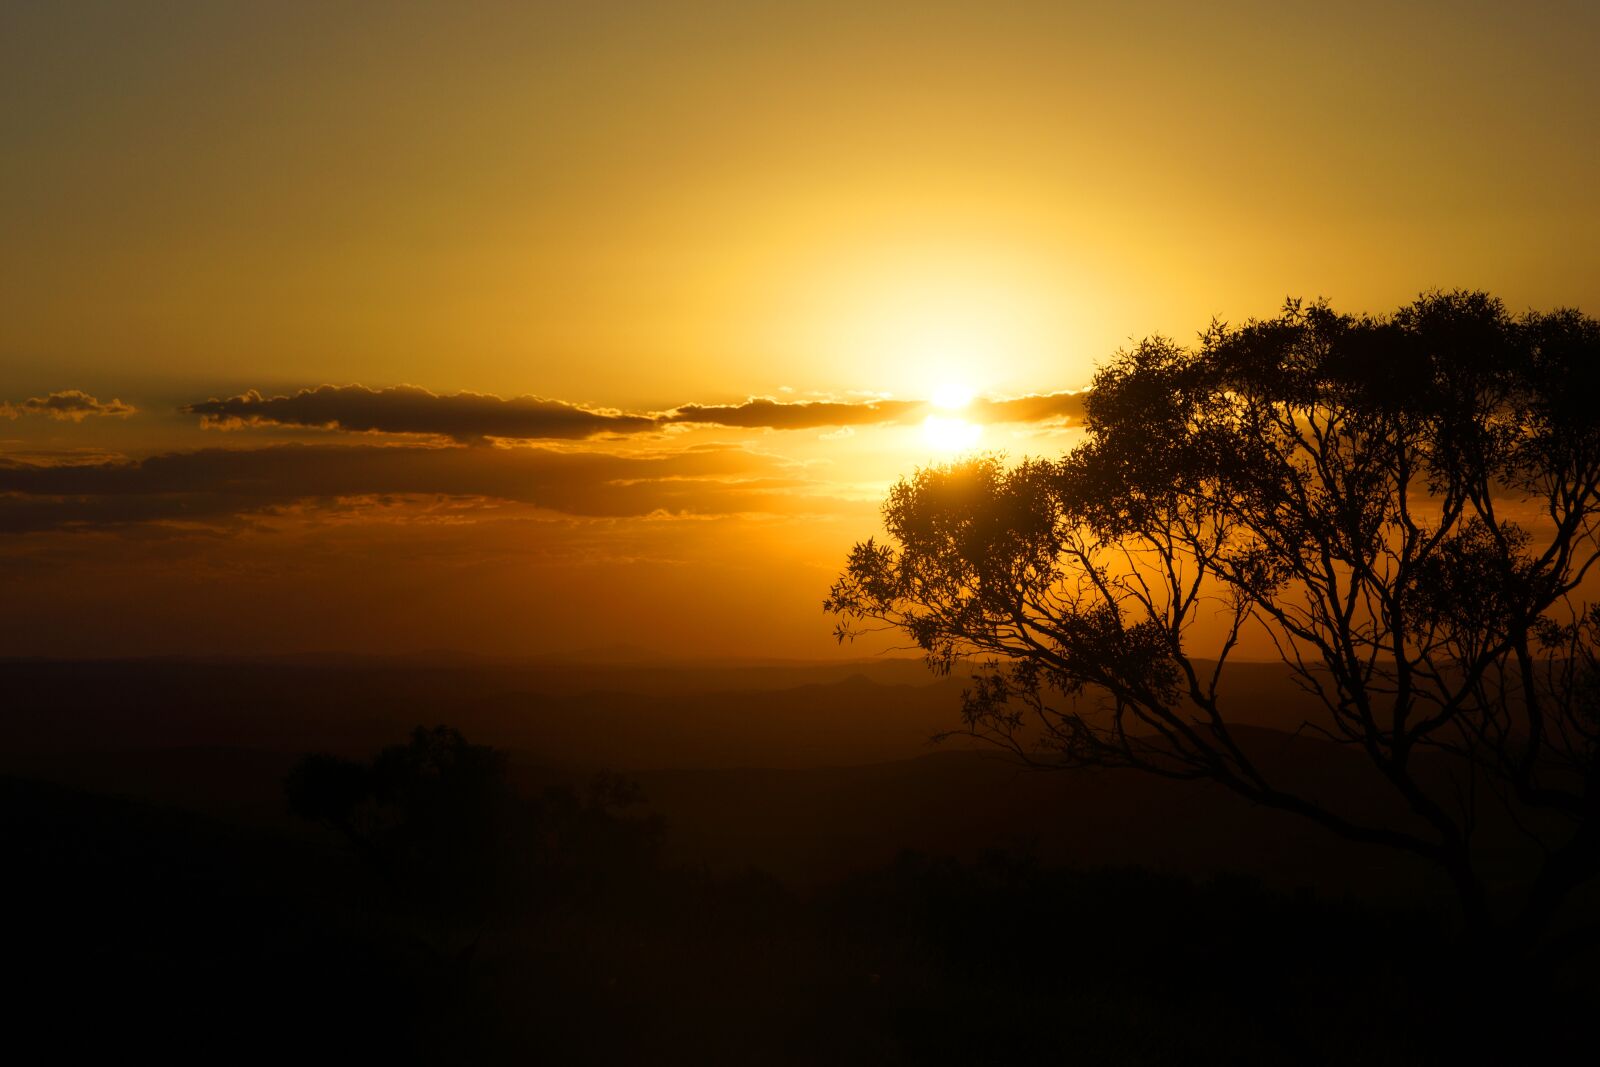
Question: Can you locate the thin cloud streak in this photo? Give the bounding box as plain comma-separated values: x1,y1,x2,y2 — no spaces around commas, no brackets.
661,396,924,429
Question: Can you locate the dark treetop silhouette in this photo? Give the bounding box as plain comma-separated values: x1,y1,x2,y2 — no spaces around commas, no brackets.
285,726,660,919
827,292,1600,958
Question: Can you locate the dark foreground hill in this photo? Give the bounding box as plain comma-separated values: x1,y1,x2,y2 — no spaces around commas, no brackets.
3,656,1596,1063
10,772,1584,1066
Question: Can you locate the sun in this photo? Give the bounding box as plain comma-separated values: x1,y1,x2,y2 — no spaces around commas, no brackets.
923,383,982,452
930,382,974,410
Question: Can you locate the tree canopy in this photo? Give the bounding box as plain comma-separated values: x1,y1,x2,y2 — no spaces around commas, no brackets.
827,291,1600,954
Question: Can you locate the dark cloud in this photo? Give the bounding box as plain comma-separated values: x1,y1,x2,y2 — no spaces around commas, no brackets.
970,391,1086,424
665,391,1085,430
1,390,136,421
661,397,925,429
0,443,825,533
179,384,1087,440
183,384,655,443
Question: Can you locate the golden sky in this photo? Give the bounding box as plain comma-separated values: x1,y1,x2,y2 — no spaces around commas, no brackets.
3,1,1598,658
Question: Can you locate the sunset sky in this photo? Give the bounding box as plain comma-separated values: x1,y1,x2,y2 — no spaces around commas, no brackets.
4,0,1598,658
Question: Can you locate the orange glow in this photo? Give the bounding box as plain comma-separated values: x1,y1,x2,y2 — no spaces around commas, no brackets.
2,3,1596,659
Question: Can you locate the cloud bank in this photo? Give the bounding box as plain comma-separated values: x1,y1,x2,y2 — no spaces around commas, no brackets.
182,384,1086,439
0,383,1089,536
0,443,825,533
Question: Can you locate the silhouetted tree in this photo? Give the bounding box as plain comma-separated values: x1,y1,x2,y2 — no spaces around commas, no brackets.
286,726,662,917
284,750,382,863
827,292,1600,960
286,726,514,914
